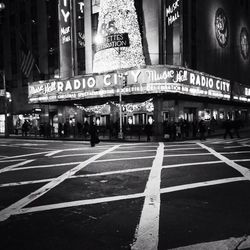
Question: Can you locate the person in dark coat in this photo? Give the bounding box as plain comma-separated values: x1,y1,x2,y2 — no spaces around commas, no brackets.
89,121,99,147
144,122,153,142
223,118,233,139
198,119,206,140
232,118,242,138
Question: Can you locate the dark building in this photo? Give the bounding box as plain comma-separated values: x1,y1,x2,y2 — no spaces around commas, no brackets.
0,0,249,138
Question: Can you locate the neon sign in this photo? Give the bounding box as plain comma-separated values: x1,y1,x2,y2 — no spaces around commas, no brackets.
166,0,180,26
28,66,233,103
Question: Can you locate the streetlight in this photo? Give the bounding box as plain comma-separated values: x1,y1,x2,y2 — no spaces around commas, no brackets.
0,3,8,137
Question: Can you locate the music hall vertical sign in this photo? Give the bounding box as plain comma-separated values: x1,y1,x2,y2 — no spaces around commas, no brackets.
165,0,183,66
59,0,73,78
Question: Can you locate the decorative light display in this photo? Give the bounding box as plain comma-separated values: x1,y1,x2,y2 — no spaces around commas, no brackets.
215,8,229,48
93,0,145,73
75,103,111,114
111,98,154,113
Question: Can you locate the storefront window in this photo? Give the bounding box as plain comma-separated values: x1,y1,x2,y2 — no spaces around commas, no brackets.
133,113,146,125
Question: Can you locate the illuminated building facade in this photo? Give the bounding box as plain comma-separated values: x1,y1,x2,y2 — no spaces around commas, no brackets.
1,0,250,137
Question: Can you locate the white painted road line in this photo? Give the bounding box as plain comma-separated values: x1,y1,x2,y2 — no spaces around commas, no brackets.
131,142,164,250
0,159,27,163
45,150,63,157
1,151,51,160
164,147,201,151
170,234,250,250
7,161,82,172
164,153,211,157
13,177,246,215
0,167,152,188
198,143,250,180
224,145,247,149
0,145,120,222
0,160,35,174
222,151,250,154
95,155,155,163
0,178,54,188
53,153,97,158
19,192,146,215
160,177,247,194
162,160,223,169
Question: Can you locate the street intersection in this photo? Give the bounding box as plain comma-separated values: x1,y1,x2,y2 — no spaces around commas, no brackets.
0,137,250,250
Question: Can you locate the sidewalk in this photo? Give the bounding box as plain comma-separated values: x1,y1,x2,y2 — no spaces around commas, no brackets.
1,127,250,142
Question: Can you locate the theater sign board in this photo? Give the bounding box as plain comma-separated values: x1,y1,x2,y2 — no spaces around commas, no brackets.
232,83,250,103
28,66,231,103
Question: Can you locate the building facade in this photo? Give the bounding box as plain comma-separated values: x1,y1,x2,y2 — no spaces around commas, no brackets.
0,0,250,138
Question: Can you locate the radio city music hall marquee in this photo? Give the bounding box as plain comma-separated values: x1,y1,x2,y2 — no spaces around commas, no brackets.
28,66,231,103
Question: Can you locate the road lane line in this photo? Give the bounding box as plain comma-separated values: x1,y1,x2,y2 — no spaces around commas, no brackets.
1,151,52,160
110,149,157,154
235,159,250,162
8,162,82,172
0,160,35,174
19,192,146,215
198,143,250,180
170,234,250,250
45,150,63,157
224,145,247,149
162,160,223,169
160,177,246,194
0,159,27,163
52,153,98,158
131,142,164,250
95,155,155,163
0,167,152,188
0,145,120,222
0,178,54,188
222,151,250,154
164,147,202,151
15,177,246,215
164,153,211,157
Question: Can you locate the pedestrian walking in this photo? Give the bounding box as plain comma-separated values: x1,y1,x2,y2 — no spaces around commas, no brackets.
198,119,207,140
223,118,233,139
144,122,153,142
89,121,100,147
232,118,242,138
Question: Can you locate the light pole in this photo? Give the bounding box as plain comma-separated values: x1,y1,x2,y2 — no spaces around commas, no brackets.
0,3,8,137
117,47,123,140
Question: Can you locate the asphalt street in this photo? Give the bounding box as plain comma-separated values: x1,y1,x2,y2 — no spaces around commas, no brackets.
0,137,250,250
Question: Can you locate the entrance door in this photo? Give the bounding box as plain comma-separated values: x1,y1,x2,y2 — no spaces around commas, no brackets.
184,108,197,122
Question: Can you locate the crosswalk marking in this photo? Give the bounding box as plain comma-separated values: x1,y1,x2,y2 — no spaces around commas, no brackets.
0,145,120,222
131,143,164,250
198,143,250,180
170,234,250,250
0,160,35,174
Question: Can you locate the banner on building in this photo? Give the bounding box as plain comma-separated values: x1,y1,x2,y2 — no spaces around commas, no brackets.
58,0,73,78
